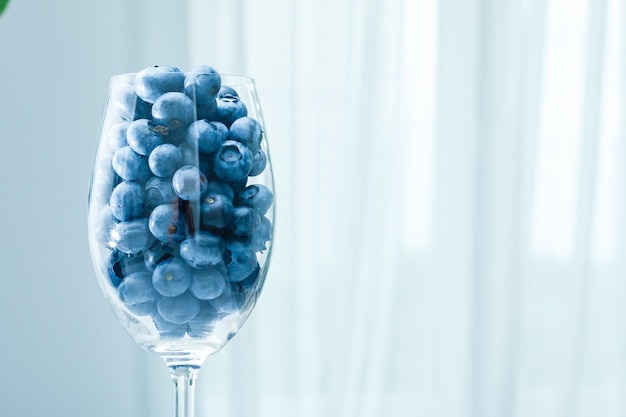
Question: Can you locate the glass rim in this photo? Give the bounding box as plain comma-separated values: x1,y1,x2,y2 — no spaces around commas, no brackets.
110,72,255,86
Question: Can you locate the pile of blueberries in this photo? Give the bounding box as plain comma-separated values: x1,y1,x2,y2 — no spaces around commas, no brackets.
93,65,273,339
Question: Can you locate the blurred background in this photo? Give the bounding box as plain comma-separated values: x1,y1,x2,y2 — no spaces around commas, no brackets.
0,0,625,416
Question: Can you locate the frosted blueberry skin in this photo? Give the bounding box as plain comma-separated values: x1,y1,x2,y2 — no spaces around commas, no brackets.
190,267,227,300
127,119,164,156
213,140,253,182
227,177,249,195
249,215,272,251
148,144,183,177
110,81,153,121
230,206,262,237
152,92,196,136
111,219,153,255
236,184,274,215
118,271,158,305
226,249,258,282
229,117,262,154
152,258,192,297
126,301,157,317
205,180,235,201
107,250,147,288
200,194,234,230
215,94,247,127
149,204,188,243
184,65,221,105
187,302,221,338
176,143,213,176
208,283,240,314
186,120,228,154
157,291,201,324
172,165,208,201
196,99,217,120
95,205,117,247
135,65,185,104
107,121,130,151
217,86,238,98
249,149,267,176
145,176,179,207
152,311,188,338
109,181,145,221
179,232,223,269
112,146,151,183
144,241,179,272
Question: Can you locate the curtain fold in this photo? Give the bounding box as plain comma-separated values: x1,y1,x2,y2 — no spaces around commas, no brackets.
173,0,626,416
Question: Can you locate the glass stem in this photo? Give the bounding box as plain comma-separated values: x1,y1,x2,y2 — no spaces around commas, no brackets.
170,366,199,417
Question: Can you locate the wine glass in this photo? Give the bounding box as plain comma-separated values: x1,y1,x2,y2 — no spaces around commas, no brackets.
87,66,274,417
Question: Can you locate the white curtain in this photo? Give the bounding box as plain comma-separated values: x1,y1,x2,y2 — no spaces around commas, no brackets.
133,0,626,416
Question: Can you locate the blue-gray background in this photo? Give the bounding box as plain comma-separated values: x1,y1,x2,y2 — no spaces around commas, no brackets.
0,1,185,415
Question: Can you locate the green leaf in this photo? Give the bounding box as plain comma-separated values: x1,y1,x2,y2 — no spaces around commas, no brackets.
0,0,9,16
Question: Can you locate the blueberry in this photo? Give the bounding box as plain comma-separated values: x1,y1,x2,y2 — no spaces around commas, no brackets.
179,232,223,268
249,149,267,176
213,140,253,182
148,203,188,243
205,180,235,201
177,143,197,166
224,237,251,257
134,65,185,104
230,206,262,236
105,255,124,288
227,254,258,282
110,219,153,254
109,81,136,120
196,99,217,121
190,266,227,300
148,143,183,177
126,301,157,316
214,93,247,127
109,81,150,121
236,263,261,292
144,241,179,272
118,271,158,305
108,250,148,287
208,283,240,314
224,238,257,282
217,86,238,98
94,205,117,247
236,184,274,215
145,176,178,207
228,117,262,154
250,215,272,251
112,146,151,183
107,121,130,151
152,92,196,136
227,177,249,195
172,165,208,201
152,258,192,297
186,120,228,154
187,302,220,338
109,181,145,221
200,194,234,230
157,292,201,324
230,263,261,311
184,65,221,105
152,311,188,338
126,119,164,156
